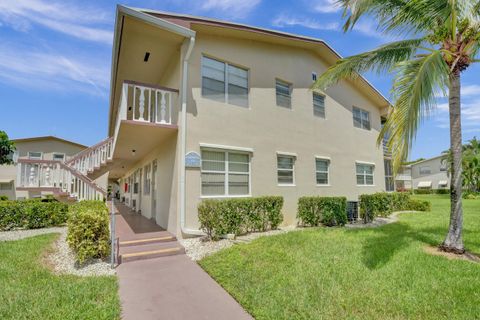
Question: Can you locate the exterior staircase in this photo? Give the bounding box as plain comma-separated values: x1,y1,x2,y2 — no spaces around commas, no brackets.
16,137,114,201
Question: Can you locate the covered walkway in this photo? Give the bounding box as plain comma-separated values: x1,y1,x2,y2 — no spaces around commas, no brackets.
112,201,252,320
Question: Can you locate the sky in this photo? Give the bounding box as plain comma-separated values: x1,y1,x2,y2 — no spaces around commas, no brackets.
0,0,479,160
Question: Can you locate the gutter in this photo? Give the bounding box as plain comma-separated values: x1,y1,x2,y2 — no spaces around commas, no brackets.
179,36,204,236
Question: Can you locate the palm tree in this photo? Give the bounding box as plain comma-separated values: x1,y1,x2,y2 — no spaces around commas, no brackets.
314,0,480,253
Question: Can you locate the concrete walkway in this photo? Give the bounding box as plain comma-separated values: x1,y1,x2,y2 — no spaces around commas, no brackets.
113,202,252,320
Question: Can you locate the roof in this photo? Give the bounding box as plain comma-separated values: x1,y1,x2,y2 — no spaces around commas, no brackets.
12,136,88,149
136,7,391,106
410,154,448,166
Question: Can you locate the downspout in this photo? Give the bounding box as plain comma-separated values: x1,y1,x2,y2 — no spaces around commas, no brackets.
180,36,204,236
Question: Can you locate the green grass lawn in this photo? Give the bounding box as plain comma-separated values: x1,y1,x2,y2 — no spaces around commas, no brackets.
0,234,120,320
200,195,480,320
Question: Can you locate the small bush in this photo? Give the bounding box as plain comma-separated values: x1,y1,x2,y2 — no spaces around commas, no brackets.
414,189,432,195
435,189,449,195
406,199,431,211
462,191,480,200
0,199,68,231
198,196,284,241
297,197,347,227
359,192,430,223
0,195,8,201
67,200,110,263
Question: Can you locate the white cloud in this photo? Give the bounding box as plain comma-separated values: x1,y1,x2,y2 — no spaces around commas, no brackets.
313,0,341,13
0,0,112,44
0,44,109,97
462,84,480,96
201,0,261,18
272,14,339,30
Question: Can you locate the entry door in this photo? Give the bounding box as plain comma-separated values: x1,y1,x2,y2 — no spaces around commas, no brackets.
151,160,157,220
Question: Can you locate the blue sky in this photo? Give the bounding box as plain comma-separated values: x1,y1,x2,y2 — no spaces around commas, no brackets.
0,0,479,160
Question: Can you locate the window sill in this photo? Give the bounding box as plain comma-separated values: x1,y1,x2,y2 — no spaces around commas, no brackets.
316,184,331,187
277,184,296,187
357,185,375,187
200,194,252,199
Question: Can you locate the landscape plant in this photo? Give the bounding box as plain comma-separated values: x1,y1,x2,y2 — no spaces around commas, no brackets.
314,0,480,253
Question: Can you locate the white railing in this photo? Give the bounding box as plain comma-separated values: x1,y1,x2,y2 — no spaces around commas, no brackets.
121,80,177,125
67,137,113,175
383,140,392,157
17,159,106,201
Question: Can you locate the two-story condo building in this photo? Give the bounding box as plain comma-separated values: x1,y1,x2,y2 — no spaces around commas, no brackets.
18,6,392,238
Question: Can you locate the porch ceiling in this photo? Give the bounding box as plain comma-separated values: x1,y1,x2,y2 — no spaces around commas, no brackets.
108,121,178,179
110,16,184,136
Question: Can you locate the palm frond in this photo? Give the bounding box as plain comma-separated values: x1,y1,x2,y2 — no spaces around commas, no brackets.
313,38,424,90
379,51,450,173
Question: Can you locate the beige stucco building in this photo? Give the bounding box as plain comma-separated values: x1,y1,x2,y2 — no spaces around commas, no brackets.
1,136,88,199
395,155,449,191
22,7,393,238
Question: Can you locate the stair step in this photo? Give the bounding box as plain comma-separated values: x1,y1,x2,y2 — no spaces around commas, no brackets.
119,241,184,263
119,236,176,247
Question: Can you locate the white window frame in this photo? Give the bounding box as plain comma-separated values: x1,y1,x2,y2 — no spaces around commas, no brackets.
52,153,65,161
313,92,326,119
200,148,251,198
201,55,250,107
356,161,375,186
352,106,371,130
0,181,13,191
315,157,330,186
275,78,292,109
28,152,43,160
277,153,296,186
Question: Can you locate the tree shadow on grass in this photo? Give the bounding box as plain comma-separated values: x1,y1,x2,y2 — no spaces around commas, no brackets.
348,223,471,270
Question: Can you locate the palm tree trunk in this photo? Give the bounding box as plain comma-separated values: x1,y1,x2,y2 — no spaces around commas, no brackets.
440,71,465,254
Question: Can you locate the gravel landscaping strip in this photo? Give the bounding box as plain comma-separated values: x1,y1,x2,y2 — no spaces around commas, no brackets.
0,227,66,242
0,227,115,276
180,225,299,261
345,211,417,229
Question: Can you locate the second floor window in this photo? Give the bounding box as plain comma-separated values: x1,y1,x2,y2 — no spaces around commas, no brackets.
201,56,248,107
53,153,65,161
276,79,292,108
313,93,325,118
419,166,431,175
353,107,371,130
28,152,42,160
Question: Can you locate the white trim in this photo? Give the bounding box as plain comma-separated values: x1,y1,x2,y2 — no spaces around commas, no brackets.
277,154,295,186
276,151,297,157
200,143,254,153
315,155,331,160
52,153,66,161
355,160,376,166
200,194,252,199
315,157,330,186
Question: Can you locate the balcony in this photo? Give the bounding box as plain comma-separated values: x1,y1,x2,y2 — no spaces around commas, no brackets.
383,140,392,158
109,81,179,179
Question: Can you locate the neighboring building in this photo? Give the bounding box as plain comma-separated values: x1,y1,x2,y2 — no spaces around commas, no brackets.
20,7,392,237
1,136,87,199
394,155,449,191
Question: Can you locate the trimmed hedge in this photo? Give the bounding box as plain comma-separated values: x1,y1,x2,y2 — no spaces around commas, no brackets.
0,199,69,230
198,196,283,241
414,189,433,194
67,201,110,264
0,195,8,201
297,196,347,227
360,192,431,223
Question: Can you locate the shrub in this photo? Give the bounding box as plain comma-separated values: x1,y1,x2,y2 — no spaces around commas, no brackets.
435,188,449,195
359,192,430,223
198,196,284,241
0,195,8,201
67,200,110,263
297,197,347,227
414,189,432,195
406,199,431,211
0,199,68,230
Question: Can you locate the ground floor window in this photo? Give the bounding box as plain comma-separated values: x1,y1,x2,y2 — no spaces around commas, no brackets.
277,154,295,185
315,158,329,185
201,149,250,196
356,162,374,185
